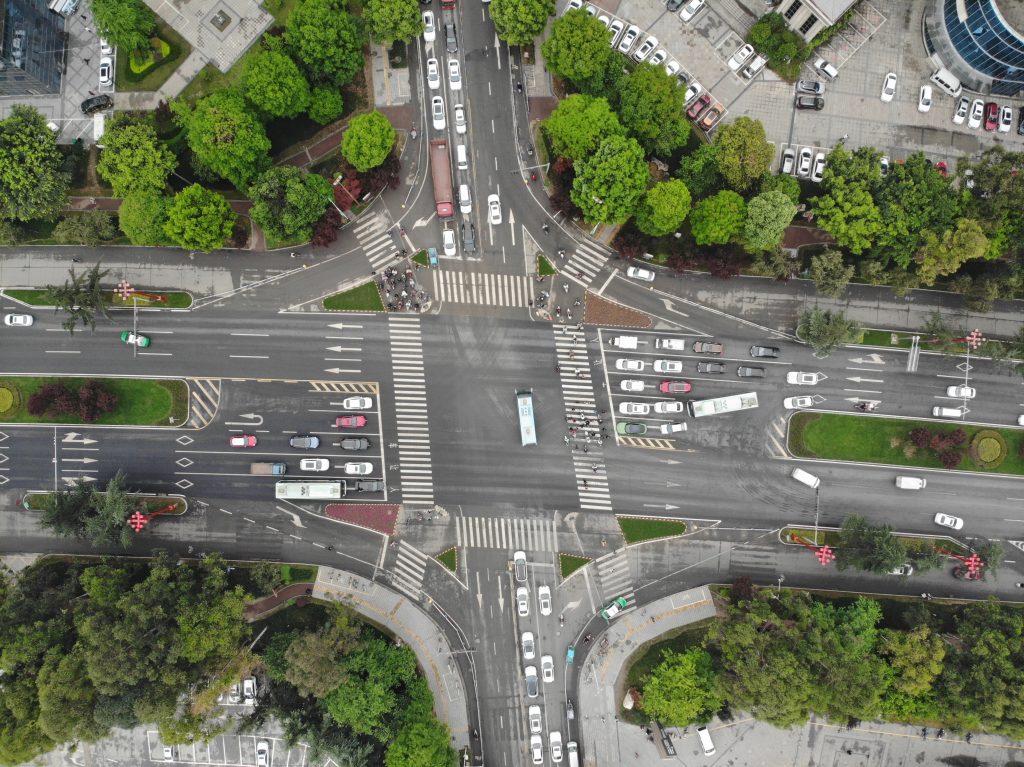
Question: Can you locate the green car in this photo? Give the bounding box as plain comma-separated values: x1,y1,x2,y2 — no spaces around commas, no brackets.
120,330,151,348
616,422,647,436
600,596,629,621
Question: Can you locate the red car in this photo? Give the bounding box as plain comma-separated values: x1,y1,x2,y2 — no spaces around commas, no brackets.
229,435,257,448
335,414,368,428
659,380,693,394
687,93,711,120
983,101,999,131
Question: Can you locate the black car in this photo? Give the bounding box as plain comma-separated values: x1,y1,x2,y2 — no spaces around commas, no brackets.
749,344,780,358
340,438,370,451
696,361,726,374
794,95,824,110
445,23,457,54
666,0,685,10
80,94,113,115
462,222,476,253
737,366,765,378
354,479,384,492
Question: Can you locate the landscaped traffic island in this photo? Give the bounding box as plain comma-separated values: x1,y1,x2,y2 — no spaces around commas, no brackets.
0,376,188,426
3,287,194,309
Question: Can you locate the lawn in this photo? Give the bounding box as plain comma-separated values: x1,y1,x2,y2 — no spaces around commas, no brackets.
4,289,193,310
436,547,457,572
323,281,385,312
0,376,188,426
412,250,429,267
24,492,185,515
559,553,590,578
789,412,1024,476
618,516,687,544
115,20,191,92
537,255,557,276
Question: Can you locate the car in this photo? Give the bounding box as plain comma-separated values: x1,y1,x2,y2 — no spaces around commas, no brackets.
814,57,838,80
737,366,765,378
4,313,33,326
564,0,583,11
242,677,257,702
522,631,536,660
626,265,655,282
749,344,780,358
616,422,647,435
517,586,530,616
618,24,640,53
601,596,628,620
550,731,563,763
98,56,112,86
300,458,330,472
952,96,969,124
697,361,726,374
99,38,113,56
667,0,685,10
880,72,897,102
783,395,815,409
445,22,457,53
80,94,113,115
787,371,822,385
163,746,175,761
664,59,681,77
289,435,320,449
794,94,824,110
621,379,644,393
597,14,611,28
344,462,372,475
422,11,436,42
984,101,999,131
229,435,257,448
608,18,625,47
962,168,975,189
889,563,914,577
487,194,501,225
742,55,768,79
431,96,445,130
528,705,542,734
946,385,976,399
687,93,711,120
453,103,466,134
448,59,462,90
442,227,456,256
727,43,754,72
619,401,650,416
797,79,825,95
934,513,964,531
649,49,668,67
335,414,367,428
654,359,683,374
935,161,948,177
968,99,984,129
780,148,796,174
342,396,372,410
426,58,440,89
530,734,543,764
880,156,890,176
632,36,658,62
699,105,724,131
683,82,702,105
1018,106,1024,136
353,479,384,492
340,437,370,450
999,104,1013,133
538,585,552,615
810,152,826,183
659,380,692,394
679,0,706,20
462,221,476,253
692,340,723,354
654,401,685,414
917,85,933,112
525,665,538,698
513,550,527,582
797,147,813,177
615,358,644,372
120,330,150,347
540,655,554,683
256,741,269,767
584,3,597,15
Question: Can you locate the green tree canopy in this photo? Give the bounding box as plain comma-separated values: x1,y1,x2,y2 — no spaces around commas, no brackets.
96,120,177,197
758,170,801,206
641,648,721,726
308,87,347,125
616,62,690,158
52,212,118,246
364,0,422,44
89,0,156,52
634,179,691,236
743,190,796,252
285,0,366,87
324,637,418,739
541,9,615,93
0,105,70,223
570,134,649,224
385,719,455,767
810,248,854,298
44,263,111,333
341,111,397,172
915,217,989,286
797,307,860,357
675,143,722,200
118,192,170,246
490,0,555,46
248,166,332,243
284,607,363,698
164,184,236,253
879,625,945,699
690,190,745,246
835,515,907,573
713,117,774,192
810,176,882,255
542,94,625,163
36,648,107,744
243,49,312,119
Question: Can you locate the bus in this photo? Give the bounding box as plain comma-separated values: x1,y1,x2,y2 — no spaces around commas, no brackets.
687,392,759,418
275,481,345,500
517,389,537,446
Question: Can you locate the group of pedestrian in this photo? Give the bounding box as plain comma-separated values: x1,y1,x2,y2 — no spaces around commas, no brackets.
379,266,428,313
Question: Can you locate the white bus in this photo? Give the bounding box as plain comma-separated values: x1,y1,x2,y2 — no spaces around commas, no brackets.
275,481,345,500
687,392,759,418
517,389,537,446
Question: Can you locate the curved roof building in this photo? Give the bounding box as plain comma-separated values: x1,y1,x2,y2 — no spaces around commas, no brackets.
925,0,1024,95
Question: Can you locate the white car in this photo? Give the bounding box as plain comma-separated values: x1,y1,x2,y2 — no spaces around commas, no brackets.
727,43,754,72
952,96,969,125
537,585,551,616
342,396,372,410
619,401,650,416
448,58,462,90
664,59,680,77
422,11,435,42
632,36,658,62
797,147,813,178
626,265,655,282
530,734,544,764
679,0,705,22
540,655,554,683
783,396,815,410
99,56,112,86
649,49,668,67
487,194,502,225
780,148,795,175
880,72,897,102
653,359,683,374
597,14,611,28
550,731,563,763
431,96,445,130
528,705,542,734
344,462,372,476
786,371,823,385
934,512,964,531
426,58,440,89
300,458,330,472
3,313,33,326
608,18,625,47
617,24,640,53
684,82,702,105
918,85,933,113
621,379,644,392
453,103,466,134
654,401,684,414
256,740,269,767
999,104,1013,133
615,358,644,372
946,385,975,399
442,227,456,256
99,38,113,56
525,666,539,698
810,152,826,183
521,631,536,660
516,586,529,617
968,98,984,129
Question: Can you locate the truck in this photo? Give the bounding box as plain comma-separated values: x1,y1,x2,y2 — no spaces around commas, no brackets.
440,0,455,9
687,391,759,418
429,140,454,218
274,481,345,500
250,462,286,475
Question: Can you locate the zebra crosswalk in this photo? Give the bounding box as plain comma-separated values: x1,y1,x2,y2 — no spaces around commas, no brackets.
595,549,634,607
455,515,558,552
389,316,434,506
562,240,611,289
353,212,400,272
187,379,221,428
390,540,429,599
430,270,535,307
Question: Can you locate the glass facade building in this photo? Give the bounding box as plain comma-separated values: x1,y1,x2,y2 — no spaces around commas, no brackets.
925,0,1024,96
0,0,66,96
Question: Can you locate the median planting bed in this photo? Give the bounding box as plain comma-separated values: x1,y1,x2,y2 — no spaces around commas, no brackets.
323,281,386,312
618,515,687,544
0,376,187,426
4,288,193,309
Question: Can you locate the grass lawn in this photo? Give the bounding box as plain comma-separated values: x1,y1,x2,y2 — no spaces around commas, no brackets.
5,289,193,310
323,281,384,312
412,250,429,267
437,547,457,571
618,516,687,544
0,376,188,426
24,492,185,514
116,20,192,92
281,564,317,583
559,553,590,578
789,412,1024,476
537,255,557,276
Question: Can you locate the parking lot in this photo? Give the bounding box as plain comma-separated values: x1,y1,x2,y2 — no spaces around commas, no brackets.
147,733,304,766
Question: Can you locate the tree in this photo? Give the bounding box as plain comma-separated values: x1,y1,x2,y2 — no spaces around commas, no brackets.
308,87,346,125
251,561,284,596
83,470,136,548
164,184,236,253
810,249,854,298
386,719,455,767
489,0,555,46
0,105,71,223
690,190,745,246
285,622,362,699
364,0,422,44
52,212,118,245
914,217,989,286
743,190,796,252
879,625,945,698
634,179,691,236
797,307,861,357
96,120,176,197
243,49,312,119
641,648,721,726
759,172,800,206
44,263,111,333
341,111,396,172
713,117,774,192
248,166,332,243
40,479,94,537
541,10,616,94
542,94,625,164
675,143,723,200
569,135,648,224
835,515,907,573
810,176,882,255
616,63,690,157
324,637,418,739
36,648,107,743
118,192,170,245
89,0,155,53
285,0,365,87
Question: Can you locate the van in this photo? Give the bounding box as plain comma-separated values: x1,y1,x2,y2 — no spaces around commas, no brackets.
930,67,962,97
459,183,471,214
456,144,468,170
655,338,686,350
566,741,579,767
932,406,962,418
895,476,926,490
609,335,638,349
791,467,820,489
696,725,716,756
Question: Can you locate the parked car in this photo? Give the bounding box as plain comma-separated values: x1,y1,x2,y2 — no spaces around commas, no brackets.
99,38,113,56
697,361,726,373
632,36,658,62
889,563,914,577
727,43,754,72
742,55,767,79
968,98,984,129
679,0,705,22
952,96,969,124
98,56,112,86
229,435,257,448
737,366,765,378
256,740,269,767
999,104,1013,133
918,85,933,112
984,101,999,131
563,0,583,12
797,79,825,95
749,344,780,358
80,94,113,114
686,93,712,120
814,57,838,80
342,396,372,410
810,152,826,183
692,340,723,354
664,59,681,77
699,105,724,131
617,24,640,53
880,72,897,102
649,49,668,67
780,148,795,174
289,435,320,449
336,414,367,428
683,82,702,105
3,313,34,326
608,18,625,47
797,147,813,177
794,94,824,110
626,265,655,282
880,156,890,176
934,512,964,530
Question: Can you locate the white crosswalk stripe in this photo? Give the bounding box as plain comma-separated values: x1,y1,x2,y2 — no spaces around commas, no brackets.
187,379,221,428
455,516,558,552
389,316,434,506
562,241,611,288
353,213,400,272
430,271,536,307
595,549,634,605
390,540,429,599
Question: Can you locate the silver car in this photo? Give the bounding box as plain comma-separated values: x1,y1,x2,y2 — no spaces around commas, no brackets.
524,665,539,698
617,24,640,53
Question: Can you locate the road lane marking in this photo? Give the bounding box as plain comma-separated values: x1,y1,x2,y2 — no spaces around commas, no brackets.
230,332,269,336
45,350,80,353
229,355,269,359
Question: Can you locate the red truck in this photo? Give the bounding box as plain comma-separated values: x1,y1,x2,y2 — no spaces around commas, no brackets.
440,0,455,9
429,139,454,218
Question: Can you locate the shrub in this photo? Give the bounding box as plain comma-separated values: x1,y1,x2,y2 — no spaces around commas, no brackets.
909,428,932,448
0,385,15,414
939,450,963,469
948,428,968,446
311,208,342,248
971,429,1007,468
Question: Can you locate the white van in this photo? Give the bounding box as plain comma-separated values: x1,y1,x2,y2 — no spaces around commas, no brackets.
791,467,820,489
932,406,962,418
930,67,962,97
696,725,716,756
459,184,471,214
609,335,638,349
655,338,687,350
895,476,926,490
566,741,579,767
456,144,468,170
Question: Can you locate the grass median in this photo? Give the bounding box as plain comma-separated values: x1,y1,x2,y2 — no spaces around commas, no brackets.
4,288,193,309
323,281,385,312
0,376,188,426
618,516,687,543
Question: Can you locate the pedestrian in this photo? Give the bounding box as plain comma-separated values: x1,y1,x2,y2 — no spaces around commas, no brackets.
583,445,589,453
582,480,588,489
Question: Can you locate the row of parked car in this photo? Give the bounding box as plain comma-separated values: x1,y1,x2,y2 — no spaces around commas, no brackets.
779,146,826,183
950,96,1022,134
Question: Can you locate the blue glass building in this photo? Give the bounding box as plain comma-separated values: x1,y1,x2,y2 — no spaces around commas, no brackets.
925,0,1024,96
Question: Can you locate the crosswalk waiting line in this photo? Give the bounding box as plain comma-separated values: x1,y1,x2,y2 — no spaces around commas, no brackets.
430,271,536,307
389,316,434,506
562,241,611,289
354,213,400,272
595,549,634,605
391,540,429,599
455,515,558,552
